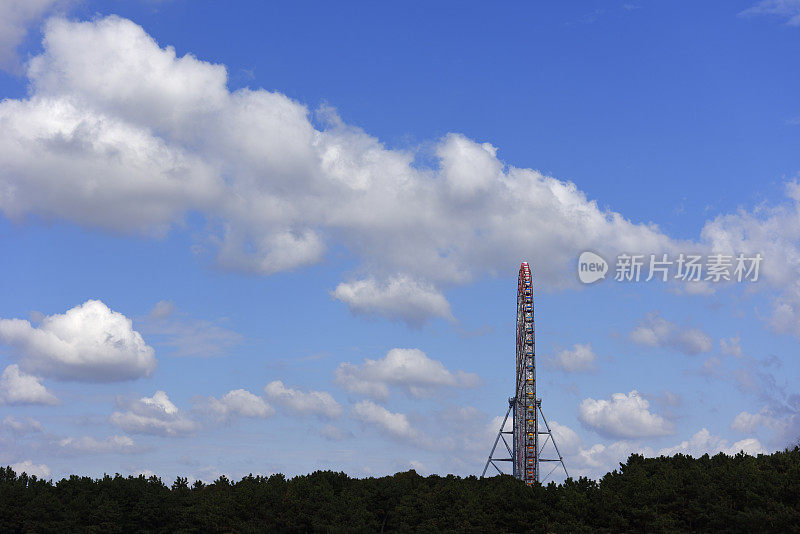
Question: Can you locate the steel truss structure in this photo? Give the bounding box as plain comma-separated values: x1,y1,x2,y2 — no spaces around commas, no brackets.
481,262,569,484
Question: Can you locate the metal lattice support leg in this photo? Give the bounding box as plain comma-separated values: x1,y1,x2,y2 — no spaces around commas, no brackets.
535,401,569,482
481,398,515,477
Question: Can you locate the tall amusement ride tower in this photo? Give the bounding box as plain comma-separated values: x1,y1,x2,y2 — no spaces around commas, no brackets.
481,262,568,484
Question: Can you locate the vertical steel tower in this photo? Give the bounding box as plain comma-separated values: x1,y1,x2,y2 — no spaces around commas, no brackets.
482,262,568,484
515,262,537,482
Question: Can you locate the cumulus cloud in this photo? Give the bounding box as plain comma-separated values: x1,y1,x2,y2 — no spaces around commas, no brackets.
0,300,156,382
58,435,141,454
658,428,766,457
701,182,800,338
0,0,64,71
4,14,796,329
730,408,784,433
556,418,771,479
629,312,712,355
487,413,514,435
264,381,342,418
579,390,674,439
139,300,242,358
200,389,275,421
573,440,651,474
1,416,43,434
351,400,419,440
548,420,582,456
0,364,58,405
11,459,51,478
720,336,744,358
334,348,479,401
550,343,597,372
0,15,688,324
567,427,767,479
408,460,427,474
0,96,222,234
110,391,197,437
332,277,453,325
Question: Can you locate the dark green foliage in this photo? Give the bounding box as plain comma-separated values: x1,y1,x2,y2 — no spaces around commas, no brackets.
1,448,799,532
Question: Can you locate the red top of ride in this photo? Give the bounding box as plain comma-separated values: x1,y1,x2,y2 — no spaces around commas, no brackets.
519,262,531,282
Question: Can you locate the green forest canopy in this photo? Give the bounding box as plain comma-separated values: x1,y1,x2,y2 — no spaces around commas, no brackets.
2,448,799,532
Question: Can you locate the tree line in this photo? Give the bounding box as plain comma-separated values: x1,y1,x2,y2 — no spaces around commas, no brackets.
1,447,799,532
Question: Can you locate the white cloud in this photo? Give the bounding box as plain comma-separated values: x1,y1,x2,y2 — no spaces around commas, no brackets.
730,408,783,433
769,296,800,337
409,460,427,474
142,390,178,414
5,13,796,330
0,300,156,382
726,437,768,455
11,459,51,478
720,336,744,358
218,230,326,275
334,348,479,401
0,0,64,71
202,389,274,420
132,469,158,479
110,391,197,437
58,435,140,454
0,16,686,324
488,413,514,435
574,440,651,473
0,96,222,234
351,400,419,440
740,0,800,25
629,312,712,355
566,426,768,479
658,428,767,457
332,276,453,325
579,390,674,439
264,381,342,418
731,411,764,433
551,343,596,372
701,182,800,339
548,420,582,456
149,300,175,320
1,416,43,434
438,136,502,197
335,364,390,401
0,364,58,405
140,300,242,358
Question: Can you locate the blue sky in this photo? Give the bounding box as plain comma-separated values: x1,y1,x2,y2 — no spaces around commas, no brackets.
0,0,799,482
